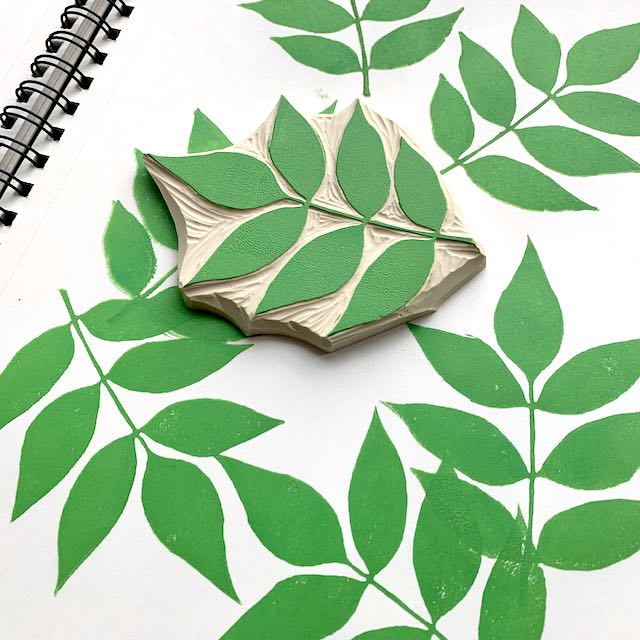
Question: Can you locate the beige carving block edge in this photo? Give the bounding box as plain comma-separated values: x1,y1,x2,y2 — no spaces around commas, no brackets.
145,103,485,352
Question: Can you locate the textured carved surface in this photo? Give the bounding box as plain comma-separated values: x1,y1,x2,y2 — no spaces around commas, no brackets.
146,101,485,351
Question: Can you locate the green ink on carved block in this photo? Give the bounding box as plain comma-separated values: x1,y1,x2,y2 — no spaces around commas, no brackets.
147,99,484,351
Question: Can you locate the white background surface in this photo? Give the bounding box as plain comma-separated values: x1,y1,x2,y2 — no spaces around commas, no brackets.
1,1,640,638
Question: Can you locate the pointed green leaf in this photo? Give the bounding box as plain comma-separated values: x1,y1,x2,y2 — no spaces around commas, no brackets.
270,98,326,199
81,289,192,342
321,100,338,115
85,286,243,344
517,126,640,176
80,287,230,342
149,286,245,342
333,239,434,334
395,139,446,230
413,470,481,622
389,404,527,485
566,23,640,86
479,516,546,640
538,340,640,414
540,413,640,489
494,239,563,381
370,11,462,70
459,34,516,127
82,298,161,341
538,500,640,570
414,470,515,558
188,109,232,154
170,313,245,342
257,224,364,313
219,457,347,566
220,575,365,640
512,6,561,92
0,325,74,430
13,385,100,520
151,152,287,209
409,325,526,408
142,399,283,456
134,150,178,250
272,36,360,75
363,0,431,22
57,436,136,591
190,205,308,283
555,92,640,136
465,155,597,211
431,75,475,159
353,629,428,640
104,201,156,296
337,104,389,219
349,410,406,575
107,339,249,392
242,0,354,33
142,453,236,599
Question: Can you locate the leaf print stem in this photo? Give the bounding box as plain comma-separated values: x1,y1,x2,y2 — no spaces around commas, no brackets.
140,266,177,298
441,86,567,174
347,562,449,640
289,197,477,245
528,381,537,542
350,0,371,98
370,218,477,245
59,289,150,453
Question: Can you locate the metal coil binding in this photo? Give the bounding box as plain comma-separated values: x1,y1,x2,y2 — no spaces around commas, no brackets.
16,80,79,115
0,0,134,226
46,30,108,64
61,6,121,40
31,54,94,89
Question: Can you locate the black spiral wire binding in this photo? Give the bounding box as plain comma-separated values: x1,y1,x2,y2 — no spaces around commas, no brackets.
45,31,108,64
31,55,94,89
0,136,49,168
16,80,80,115
0,1,134,226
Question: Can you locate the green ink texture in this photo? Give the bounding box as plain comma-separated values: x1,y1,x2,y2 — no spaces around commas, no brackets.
435,7,640,211
0,111,283,601
152,99,479,340
395,239,640,639
241,0,462,96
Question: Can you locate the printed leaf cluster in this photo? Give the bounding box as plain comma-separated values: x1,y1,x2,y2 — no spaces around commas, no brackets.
0,109,284,601
432,6,640,211
218,410,411,638
395,238,640,639
241,0,462,96
153,99,476,337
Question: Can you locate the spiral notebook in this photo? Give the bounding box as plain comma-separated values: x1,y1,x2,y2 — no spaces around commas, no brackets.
1,1,640,639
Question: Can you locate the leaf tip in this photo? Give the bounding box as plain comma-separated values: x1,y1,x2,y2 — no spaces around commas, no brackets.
54,574,67,596
380,401,399,415
225,582,241,604
10,500,25,522
524,235,539,255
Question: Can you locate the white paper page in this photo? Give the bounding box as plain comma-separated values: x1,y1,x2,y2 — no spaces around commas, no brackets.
1,1,640,639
